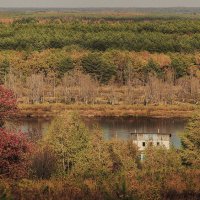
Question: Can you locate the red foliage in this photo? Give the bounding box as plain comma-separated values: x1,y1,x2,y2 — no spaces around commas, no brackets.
0,85,17,121
0,128,32,179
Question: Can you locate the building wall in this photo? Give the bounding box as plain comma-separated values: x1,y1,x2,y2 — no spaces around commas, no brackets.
132,134,170,150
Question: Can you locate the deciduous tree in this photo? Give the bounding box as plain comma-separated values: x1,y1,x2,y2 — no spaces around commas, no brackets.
0,129,32,179
43,112,90,175
0,85,17,124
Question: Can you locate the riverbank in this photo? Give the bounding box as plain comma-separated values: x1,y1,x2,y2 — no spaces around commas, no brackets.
17,103,199,119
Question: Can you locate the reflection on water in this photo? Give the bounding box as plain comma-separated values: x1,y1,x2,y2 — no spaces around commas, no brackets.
6,117,188,148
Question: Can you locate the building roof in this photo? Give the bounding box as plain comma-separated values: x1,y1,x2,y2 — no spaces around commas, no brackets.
130,132,171,136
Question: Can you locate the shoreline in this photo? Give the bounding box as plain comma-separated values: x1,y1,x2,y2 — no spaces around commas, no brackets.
17,103,199,119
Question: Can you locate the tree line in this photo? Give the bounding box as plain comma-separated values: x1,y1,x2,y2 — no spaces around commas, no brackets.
0,49,198,84
0,49,199,104
2,18,200,52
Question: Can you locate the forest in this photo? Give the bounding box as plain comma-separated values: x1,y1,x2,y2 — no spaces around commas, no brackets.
0,13,199,107
0,10,200,200
0,49,199,106
2,18,200,52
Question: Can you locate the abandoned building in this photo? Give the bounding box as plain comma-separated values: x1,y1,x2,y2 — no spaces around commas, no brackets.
131,132,171,151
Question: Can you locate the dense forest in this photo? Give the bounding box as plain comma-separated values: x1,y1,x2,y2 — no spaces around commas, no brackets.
2,18,200,52
0,13,199,105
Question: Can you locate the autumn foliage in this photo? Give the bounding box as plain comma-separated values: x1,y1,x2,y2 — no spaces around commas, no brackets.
0,129,32,179
0,86,32,179
0,85,17,121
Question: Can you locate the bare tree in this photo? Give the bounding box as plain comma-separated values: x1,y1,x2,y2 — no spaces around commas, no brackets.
26,74,44,103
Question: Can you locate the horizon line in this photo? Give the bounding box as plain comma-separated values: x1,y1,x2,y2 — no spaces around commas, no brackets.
0,6,200,9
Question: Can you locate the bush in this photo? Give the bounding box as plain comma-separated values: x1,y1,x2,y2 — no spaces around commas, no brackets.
31,146,57,179
0,85,17,124
0,129,32,179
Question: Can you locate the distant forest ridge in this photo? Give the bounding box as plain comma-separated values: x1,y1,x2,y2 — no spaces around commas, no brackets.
1,7,200,22
1,7,200,14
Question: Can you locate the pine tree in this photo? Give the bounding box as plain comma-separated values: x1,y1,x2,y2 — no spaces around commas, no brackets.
58,57,74,78
181,114,200,168
81,53,116,83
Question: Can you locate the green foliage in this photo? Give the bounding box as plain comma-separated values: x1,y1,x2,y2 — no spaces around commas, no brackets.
107,140,138,173
170,58,187,79
43,112,90,176
144,58,163,79
42,115,139,180
81,53,116,83
73,128,111,180
1,18,200,52
72,129,138,181
181,114,200,168
14,17,38,24
0,59,9,84
138,147,183,200
58,57,74,78
142,147,182,175
170,55,193,79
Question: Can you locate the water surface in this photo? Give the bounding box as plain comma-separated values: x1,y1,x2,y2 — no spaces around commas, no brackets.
6,117,188,148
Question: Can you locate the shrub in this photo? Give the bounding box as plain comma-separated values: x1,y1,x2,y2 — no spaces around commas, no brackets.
31,146,57,179
0,129,32,179
0,85,17,124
